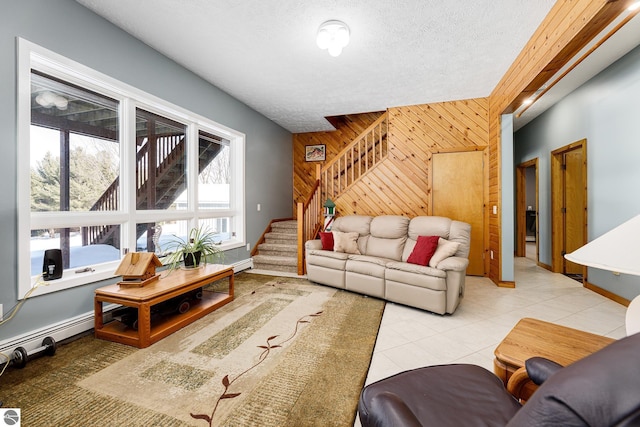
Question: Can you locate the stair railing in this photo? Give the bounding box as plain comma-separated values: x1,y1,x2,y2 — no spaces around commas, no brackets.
296,164,323,275
84,133,184,246
320,112,388,201
295,112,389,275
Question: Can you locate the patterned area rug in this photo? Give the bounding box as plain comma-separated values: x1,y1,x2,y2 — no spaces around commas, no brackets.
2,273,385,426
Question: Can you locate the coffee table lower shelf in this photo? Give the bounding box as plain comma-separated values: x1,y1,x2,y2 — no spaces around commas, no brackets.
96,291,231,347
94,265,234,348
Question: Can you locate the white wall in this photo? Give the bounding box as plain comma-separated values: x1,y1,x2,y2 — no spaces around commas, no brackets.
515,44,640,300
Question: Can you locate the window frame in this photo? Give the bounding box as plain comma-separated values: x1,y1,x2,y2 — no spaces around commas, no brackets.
17,38,246,298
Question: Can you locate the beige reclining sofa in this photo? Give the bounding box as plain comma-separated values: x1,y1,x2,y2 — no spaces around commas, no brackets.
305,215,471,314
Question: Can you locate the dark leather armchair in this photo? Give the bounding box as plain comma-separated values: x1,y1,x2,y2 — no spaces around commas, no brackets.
358,332,640,426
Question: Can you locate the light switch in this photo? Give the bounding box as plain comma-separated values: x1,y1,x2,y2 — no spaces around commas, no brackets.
257,203,261,211
492,205,497,215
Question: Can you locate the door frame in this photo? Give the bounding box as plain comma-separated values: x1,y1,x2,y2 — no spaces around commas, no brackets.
551,139,588,275
515,158,538,259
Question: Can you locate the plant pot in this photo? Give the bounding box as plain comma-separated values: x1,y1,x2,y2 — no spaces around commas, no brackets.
183,251,202,268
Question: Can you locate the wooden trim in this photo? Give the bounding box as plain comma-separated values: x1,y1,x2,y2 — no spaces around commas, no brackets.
538,262,553,272
297,202,304,275
515,158,538,258
250,217,294,257
429,145,488,154
585,281,630,307
551,139,587,274
516,166,526,257
498,281,516,289
516,7,640,118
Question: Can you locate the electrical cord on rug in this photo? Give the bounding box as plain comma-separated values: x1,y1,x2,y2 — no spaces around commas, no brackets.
0,275,48,377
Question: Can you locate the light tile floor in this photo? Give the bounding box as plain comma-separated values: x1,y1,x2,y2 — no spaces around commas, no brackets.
364,256,627,385
355,255,627,425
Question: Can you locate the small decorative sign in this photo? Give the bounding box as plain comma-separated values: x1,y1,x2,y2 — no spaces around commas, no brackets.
305,144,326,162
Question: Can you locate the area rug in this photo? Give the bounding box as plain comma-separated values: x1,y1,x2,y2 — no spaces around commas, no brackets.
1,273,385,426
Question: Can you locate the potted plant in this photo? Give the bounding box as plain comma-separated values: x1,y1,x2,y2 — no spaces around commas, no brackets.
163,225,224,271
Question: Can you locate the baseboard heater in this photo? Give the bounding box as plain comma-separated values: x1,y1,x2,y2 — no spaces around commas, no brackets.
0,259,253,357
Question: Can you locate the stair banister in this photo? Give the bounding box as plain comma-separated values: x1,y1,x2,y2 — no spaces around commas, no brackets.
320,112,388,201
296,112,389,275
297,164,323,275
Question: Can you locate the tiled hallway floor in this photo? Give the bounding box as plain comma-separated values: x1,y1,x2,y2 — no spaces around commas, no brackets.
363,255,627,386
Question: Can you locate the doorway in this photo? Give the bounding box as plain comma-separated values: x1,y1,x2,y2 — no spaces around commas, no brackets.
432,150,486,276
516,159,538,262
551,139,587,280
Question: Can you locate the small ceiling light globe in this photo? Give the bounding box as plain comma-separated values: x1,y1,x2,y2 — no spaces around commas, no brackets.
316,28,330,49
328,45,343,57
54,96,68,110
335,26,349,47
317,20,350,57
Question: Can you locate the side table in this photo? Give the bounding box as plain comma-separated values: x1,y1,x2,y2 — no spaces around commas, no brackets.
494,317,615,399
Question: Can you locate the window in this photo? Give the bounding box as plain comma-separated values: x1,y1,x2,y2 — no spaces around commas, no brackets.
18,39,245,297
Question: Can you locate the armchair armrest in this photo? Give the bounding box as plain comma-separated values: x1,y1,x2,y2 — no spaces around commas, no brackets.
525,356,563,385
506,357,564,402
506,366,531,400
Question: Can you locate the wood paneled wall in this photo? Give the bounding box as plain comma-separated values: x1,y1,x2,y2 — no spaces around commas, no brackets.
292,98,488,217
293,112,384,211
292,0,631,285
487,0,631,285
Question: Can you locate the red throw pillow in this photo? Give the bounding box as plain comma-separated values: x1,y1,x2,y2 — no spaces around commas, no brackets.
319,231,334,251
407,235,440,266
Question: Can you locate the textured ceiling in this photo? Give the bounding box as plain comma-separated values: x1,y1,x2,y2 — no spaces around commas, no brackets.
73,1,620,133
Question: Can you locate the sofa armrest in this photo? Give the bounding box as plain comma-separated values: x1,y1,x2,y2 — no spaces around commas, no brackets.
436,256,469,271
305,240,322,251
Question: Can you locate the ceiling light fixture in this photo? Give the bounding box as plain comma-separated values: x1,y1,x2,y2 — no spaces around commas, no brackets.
316,20,350,57
35,91,68,110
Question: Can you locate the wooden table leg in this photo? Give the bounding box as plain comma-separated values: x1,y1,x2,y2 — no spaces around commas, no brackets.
138,303,151,348
94,298,104,330
228,270,234,299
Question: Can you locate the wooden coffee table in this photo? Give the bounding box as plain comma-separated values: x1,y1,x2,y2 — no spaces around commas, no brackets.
494,317,615,398
94,264,234,348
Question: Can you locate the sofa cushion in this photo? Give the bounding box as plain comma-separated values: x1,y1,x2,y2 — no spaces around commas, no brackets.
307,249,349,260
346,259,387,277
429,238,460,268
408,216,452,240
386,261,447,279
332,215,373,235
364,215,409,260
306,251,348,270
348,254,392,267
370,216,410,239
319,231,334,250
332,215,372,254
449,220,472,258
407,235,440,266
367,236,407,261
385,267,447,290
333,231,361,254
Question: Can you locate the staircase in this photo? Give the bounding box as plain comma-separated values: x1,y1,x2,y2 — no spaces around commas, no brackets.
251,220,299,274
254,112,389,276
84,131,223,249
